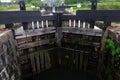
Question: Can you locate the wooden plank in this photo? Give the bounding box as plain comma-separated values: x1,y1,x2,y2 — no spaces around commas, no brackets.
76,10,120,21
44,51,51,70
35,54,41,73
40,52,44,71
0,11,41,24
17,39,55,50
79,52,83,70
30,55,36,72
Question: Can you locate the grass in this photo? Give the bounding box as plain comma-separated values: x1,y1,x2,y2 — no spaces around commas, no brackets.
73,7,90,12
97,1,120,10
0,4,39,11
0,4,19,11
0,24,5,28
70,1,120,12
0,2,120,11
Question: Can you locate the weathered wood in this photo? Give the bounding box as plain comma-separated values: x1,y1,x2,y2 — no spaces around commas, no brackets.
44,51,51,70
40,52,44,71
30,55,36,72
0,11,41,24
35,54,41,73
79,52,83,70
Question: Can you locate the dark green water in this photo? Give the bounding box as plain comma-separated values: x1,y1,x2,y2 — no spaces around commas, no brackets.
23,66,96,80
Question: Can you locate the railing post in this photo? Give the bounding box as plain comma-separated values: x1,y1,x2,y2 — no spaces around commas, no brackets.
90,0,97,28
19,0,28,30
91,0,97,10
103,21,111,31
54,13,62,47
19,0,26,11
54,13,63,65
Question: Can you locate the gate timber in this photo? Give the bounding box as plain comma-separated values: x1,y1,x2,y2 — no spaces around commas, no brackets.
0,5,120,80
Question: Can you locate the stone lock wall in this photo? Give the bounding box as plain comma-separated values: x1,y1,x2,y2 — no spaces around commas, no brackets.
0,30,19,80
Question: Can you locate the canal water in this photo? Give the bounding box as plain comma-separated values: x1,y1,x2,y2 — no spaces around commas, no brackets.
19,33,100,80
20,45,98,80
23,66,96,80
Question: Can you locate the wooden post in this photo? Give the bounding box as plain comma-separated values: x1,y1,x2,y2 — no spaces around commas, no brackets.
30,55,36,72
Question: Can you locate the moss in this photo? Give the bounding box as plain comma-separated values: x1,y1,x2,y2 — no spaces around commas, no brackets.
15,74,22,80
105,39,120,56
105,38,120,65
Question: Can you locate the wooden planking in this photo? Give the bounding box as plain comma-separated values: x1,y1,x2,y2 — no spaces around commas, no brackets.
0,11,56,24
62,10,120,22
0,11,41,24
76,10,120,21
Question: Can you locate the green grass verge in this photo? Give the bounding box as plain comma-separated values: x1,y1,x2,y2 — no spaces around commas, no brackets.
0,5,19,11
0,4,39,11
71,1,120,12
97,1,120,9
0,2,120,11
73,7,90,12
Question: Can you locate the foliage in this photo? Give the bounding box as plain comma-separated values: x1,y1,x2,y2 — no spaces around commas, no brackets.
104,38,120,80
65,0,120,5
11,0,19,3
11,0,32,4
0,4,19,11
65,0,77,5
71,1,120,12
30,0,43,7
97,2,120,9
0,4,36,11
15,74,22,80
105,39,120,68
72,3,91,12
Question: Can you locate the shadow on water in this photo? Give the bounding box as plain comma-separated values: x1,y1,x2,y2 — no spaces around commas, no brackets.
23,66,96,80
